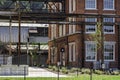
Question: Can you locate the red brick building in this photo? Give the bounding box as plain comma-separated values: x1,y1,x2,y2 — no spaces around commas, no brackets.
48,0,120,69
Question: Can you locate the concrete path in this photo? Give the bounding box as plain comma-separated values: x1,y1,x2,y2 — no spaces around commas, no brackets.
27,67,67,77
0,67,67,77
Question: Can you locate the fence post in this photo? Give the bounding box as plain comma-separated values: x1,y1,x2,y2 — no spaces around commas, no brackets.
24,66,26,80
90,63,93,80
57,62,61,80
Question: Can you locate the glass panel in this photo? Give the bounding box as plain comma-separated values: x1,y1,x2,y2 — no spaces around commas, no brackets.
85,0,96,9
104,0,114,9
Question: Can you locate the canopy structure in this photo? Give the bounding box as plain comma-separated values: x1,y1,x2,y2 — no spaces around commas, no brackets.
0,0,66,23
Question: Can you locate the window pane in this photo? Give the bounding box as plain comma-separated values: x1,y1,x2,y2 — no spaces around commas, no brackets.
85,18,96,22
85,0,96,9
103,18,114,22
104,0,114,10
104,25,114,33
104,43,114,61
85,25,96,33
86,42,96,61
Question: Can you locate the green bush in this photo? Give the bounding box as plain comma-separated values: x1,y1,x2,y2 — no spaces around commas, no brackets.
52,66,58,71
61,67,68,74
81,68,91,74
69,68,78,73
111,71,119,75
94,70,103,75
48,65,53,69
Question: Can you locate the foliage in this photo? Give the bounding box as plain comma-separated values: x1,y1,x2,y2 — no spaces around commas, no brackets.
94,70,104,75
61,67,68,74
48,65,53,69
0,0,6,5
90,22,103,49
81,68,91,74
111,70,120,75
69,67,78,73
52,66,58,71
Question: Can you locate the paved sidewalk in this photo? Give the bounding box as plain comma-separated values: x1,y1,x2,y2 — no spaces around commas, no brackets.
0,67,67,77
27,67,67,77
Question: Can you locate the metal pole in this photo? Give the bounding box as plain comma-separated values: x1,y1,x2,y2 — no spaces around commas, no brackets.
90,68,92,80
24,66,26,80
9,16,12,56
18,0,21,66
57,62,60,80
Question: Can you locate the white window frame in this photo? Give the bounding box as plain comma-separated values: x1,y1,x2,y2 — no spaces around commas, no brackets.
85,41,97,61
85,25,96,34
103,18,115,23
69,42,76,62
85,0,97,10
103,0,115,10
104,25,115,34
85,18,97,22
59,25,62,37
63,25,66,36
59,25,66,37
85,18,97,34
51,24,56,39
104,42,115,61
69,0,76,13
103,18,115,34
69,18,76,34
59,3,62,12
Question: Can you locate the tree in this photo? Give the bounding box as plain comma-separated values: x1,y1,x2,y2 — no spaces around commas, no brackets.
0,0,6,5
90,20,104,69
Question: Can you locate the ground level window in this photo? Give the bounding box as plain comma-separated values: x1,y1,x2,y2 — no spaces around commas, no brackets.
85,41,97,61
104,42,115,61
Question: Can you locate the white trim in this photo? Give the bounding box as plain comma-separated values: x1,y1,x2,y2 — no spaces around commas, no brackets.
103,0,115,10
85,41,97,61
103,25,115,34
69,42,76,62
69,0,76,13
63,25,66,36
104,41,115,61
85,25,96,34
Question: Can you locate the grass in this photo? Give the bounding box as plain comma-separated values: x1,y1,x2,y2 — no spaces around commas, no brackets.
0,74,120,80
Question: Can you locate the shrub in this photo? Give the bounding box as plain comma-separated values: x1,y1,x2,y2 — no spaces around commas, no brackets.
52,66,58,71
81,68,91,74
61,67,68,74
94,70,103,75
48,65,53,69
69,68,78,73
111,71,119,75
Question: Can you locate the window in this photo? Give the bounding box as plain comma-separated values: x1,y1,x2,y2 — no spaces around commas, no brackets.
85,41,97,61
85,0,96,9
51,47,57,64
103,18,115,34
104,25,114,34
59,25,66,37
85,18,96,33
104,0,114,10
59,3,62,12
69,0,76,13
85,18,97,22
69,18,76,34
85,25,96,33
104,42,115,61
69,42,76,62
103,18,115,23
51,24,56,39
